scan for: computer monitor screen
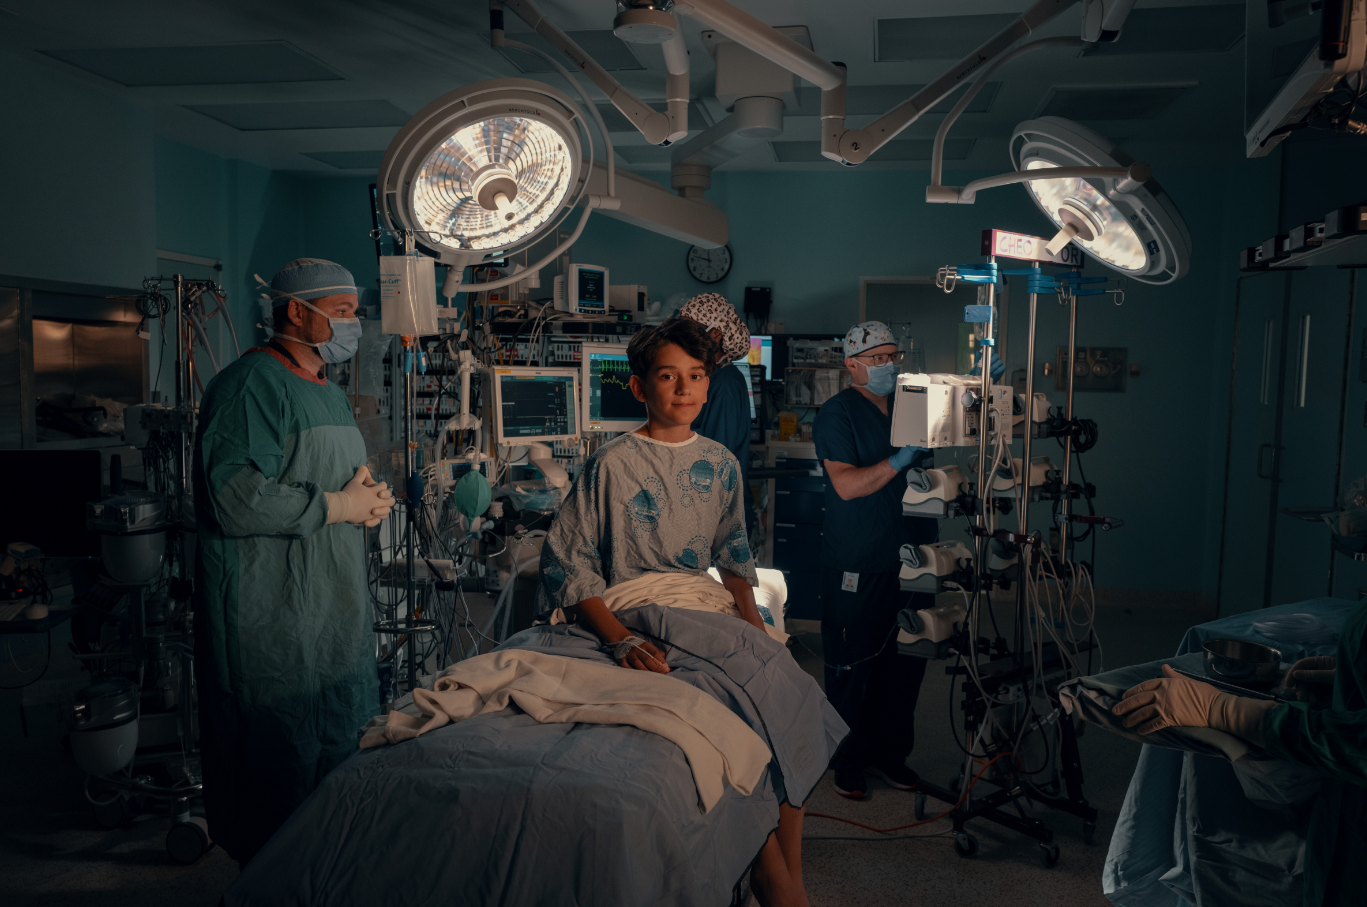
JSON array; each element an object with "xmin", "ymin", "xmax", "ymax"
[
  {"xmin": 0, "ymin": 450, "xmax": 102, "ymax": 557},
  {"xmin": 581, "ymin": 342, "xmax": 646, "ymax": 432},
  {"xmin": 734, "ymin": 360, "xmax": 757, "ymax": 421},
  {"xmin": 493, "ymin": 367, "xmax": 579, "ymax": 444},
  {"xmin": 744, "ymin": 335, "xmax": 772, "ymax": 379}
]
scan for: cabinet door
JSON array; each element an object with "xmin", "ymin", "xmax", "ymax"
[
  {"xmin": 1269, "ymin": 268, "xmax": 1355, "ymax": 606},
  {"xmin": 1218, "ymin": 272, "xmax": 1292, "ymax": 615}
]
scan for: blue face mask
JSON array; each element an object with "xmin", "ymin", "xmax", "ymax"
[
  {"xmin": 292, "ymin": 299, "xmax": 362, "ymax": 363},
  {"xmin": 861, "ymin": 360, "xmax": 899, "ymax": 396}
]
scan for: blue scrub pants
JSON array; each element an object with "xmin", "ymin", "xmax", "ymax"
[{"xmin": 820, "ymin": 568, "xmax": 930, "ymax": 771}]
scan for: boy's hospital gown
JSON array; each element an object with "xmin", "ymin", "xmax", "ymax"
[{"xmin": 536, "ymin": 432, "xmax": 756, "ymax": 620}]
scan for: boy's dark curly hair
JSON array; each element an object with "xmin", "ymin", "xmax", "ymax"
[{"xmin": 626, "ymin": 315, "xmax": 719, "ymax": 379}]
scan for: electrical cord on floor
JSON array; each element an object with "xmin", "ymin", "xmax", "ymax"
[
  {"xmin": 805, "ymin": 752, "xmax": 1017, "ymax": 835},
  {"xmin": 0, "ymin": 631, "xmax": 52, "ymax": 690}
]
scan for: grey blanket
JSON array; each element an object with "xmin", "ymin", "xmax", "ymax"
[{"xmin": 222, "ymin": 606, "xmax": 847, "ymax": 907}]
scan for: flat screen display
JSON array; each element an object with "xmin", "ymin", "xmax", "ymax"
[
  {"xmin": 495, "ymin": 369, "xmax": 578, "ymax": 443},
  {"xmin": 583, "ymin": 346, "xmax": 647, "ymax": 431}
]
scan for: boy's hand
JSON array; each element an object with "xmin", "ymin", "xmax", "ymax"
[{"xmin": 619, "ymin": 639, "xmax": 671, "ymax": 674}]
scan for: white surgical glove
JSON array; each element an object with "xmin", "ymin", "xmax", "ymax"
[{"xmin": 326, "ymin": 466, "xmax": 395, "ymax": 527}]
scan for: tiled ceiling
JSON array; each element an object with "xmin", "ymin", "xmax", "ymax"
[
  {"xmin": 499, "ymin": 29, "xmax": 646, "ymax": 73},
  {"xmin": 1038, "ymin": 85, "xmax": 1193, "ymax": 120},
  {"xmin": 185, "ymin": 100, "xmax": 411, "ymax": 131},
  {"xmin": 0, "ymin": 0, "xmax": 1255, "ymax": 174},
  {"xmin": 771, "ymin": 137, "xmax": 977, "ymax": 163},
  {"xmin": 39, "ymin": 41, "xmax": 342, "ymax": 85}
]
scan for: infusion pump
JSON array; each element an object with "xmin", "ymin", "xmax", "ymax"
[{"xmin": 890, "ymin": 373, "xmax": 1013, "ymax": 448}]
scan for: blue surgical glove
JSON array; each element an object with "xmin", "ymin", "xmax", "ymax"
[
  {"xmin": 969, "ymin": 349, "xmax": 1005, "ymax": 381},
  {"xmin": 889, "ymin": 445, "xmax": 926, "ymax": 471}
]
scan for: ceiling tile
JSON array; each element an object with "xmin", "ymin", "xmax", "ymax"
[
  {"xmin": 1086, "ymin": 5, "xmax": 1244, "ymax": 55},
  {"xmin": 770, "ymin": 138, "xmax": 975, "ymax": 163},
  {"xmin": 615, "ymin": 145, "xmax": 674, "ymax": 164},
  {"xmin": 40, "ymin": 41, "xmax": 342, "ymax": 86},
  {"xmin": 185, "ymin": 100, "xmax": 411, "ymax": 131},
  {"xmin": 302, "ymin": 150, "xmax": 387, "ymax": 170},
  {"xmin": 1039, "ymin": 86, "xmax": 1193, "ymax": 120},
  {"xmin": 499, "ymin": 30, "xmax": 644, "ymax": 73},
  {"xmin": 795, "ymin": 82, "xmax": 1000, "ymax": 117},
  {"xmin": 876, "ymin": 14, "xmax": 1017, "ymax": 62}
]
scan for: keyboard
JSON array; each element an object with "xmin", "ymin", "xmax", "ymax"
[{"xmin": 0, "ymin": 601, "xmax": 27, "ymax": 621}]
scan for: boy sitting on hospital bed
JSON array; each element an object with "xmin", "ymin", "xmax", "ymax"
[
  {"xmin": 537, "ymin": 316, "xmax": 811, "ymax": 907},
  {"xmin": 536, "ymin": 316, "xmax": 778, "ymax": 670}
]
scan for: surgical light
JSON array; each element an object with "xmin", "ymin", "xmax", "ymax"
[
  {"xmin": 378, "ymin": 78, "xmax": 591, "ymax": 271},
  {"xmin": 1011, "ymin": 117, "xmax": 1191, "ymax": 285}
]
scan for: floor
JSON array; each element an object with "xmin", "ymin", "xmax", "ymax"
[{"xmin": 0, "ymin": 587, "xmax": 1214, "ymax": 906}]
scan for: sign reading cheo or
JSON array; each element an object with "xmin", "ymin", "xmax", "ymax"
[{"xmin": 980, "ymin": 229, "xmax": 1084, "ymax": 267}]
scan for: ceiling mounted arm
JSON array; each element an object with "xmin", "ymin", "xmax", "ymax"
[
  {"xmin": 840, "ymin": 0, "xmax": 1079, "ymax": 165},
  {"xmin": 670, "ymin": 0, "xmax": 848, "ymax": 160},
  {"xmin": 498, "ymin": 0, "xmax": 673, "ymax": 144}
]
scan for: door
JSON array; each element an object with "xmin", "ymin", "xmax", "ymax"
[
  {"xmin": 1270, "ymin": 267, "xmax": 1356, "ymax": 606},
  {"xmin": 1217, "ymin": 272, "xmax": 1291, "ymax": 615}
]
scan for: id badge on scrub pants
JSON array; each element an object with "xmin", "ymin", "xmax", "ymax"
[{"xmin": 842, "ymin": 572, "xmax": 859, "ymax": 593}]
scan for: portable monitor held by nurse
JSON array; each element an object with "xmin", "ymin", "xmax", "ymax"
[
  {"xmin": 813, "ymin": 320, "xmax": 938, "ymax": 800},
  {"xmin": 193, "ymin": 258, "xmax": 395, "ymax": 865}
]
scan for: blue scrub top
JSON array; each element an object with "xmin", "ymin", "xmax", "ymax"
[
  {"xmin": 693, "ymin": 362, "xmax": 753, "ymax": 526},
  {"xmin": 814, "ymin": 387, "xmax": 932, "ymax": 573}
]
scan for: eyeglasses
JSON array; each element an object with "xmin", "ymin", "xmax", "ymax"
[{"xmin": 852, "ymin": 351, "xmax": 904, "ymax": 366}]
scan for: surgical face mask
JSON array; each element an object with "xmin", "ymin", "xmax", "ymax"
[
  {"xmin": 861, "ymin": 360, "xmax": 899, "ymax": 396},
  {"xmin": 288, "ymin": 299, "xmax": 362, "ymax": 363}
]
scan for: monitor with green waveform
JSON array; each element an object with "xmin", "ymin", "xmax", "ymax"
[{"xmin": 583, "ymin": 344, "xmax": 647, "ymax": 432}]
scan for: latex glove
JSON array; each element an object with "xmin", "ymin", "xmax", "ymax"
[
  {"xmin": 1208, "ymin": 692, "xmax": 1279, "ymax": 747},
  {"xmin": 1283, "ymin": 655, "xmax": 1337, "ymax": 705},
  {"xmin": 888, "ymin": 445, "xmax": 927, "ymax": 471},
  {"xmin": 326, "ymin": 466, "xmax": 395, "ymax": 527},
  {"xmin": 1113, "ymin": 664, "xmax": 1221, "ymax": 734},
  {"xmin": 969, "ymin": 350, "xmax": 1006, "ymax": 381}
]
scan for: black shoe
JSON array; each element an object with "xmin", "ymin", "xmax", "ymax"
[
  {"xmin": 833, "ymin": 767, "xmax": 869, "ymax": 800},
  {"xmin": 867, "ymin": 760, "xmax": 920, "ymax": 791}
]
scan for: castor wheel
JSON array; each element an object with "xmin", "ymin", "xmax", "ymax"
[
  {"xmin": 1082, "ymin": 820, "xmax": 1097, "ymax": 845},
  {"xmin": 953, "ymin": 832, "xmax": 979, "ymax": 858},
  {"xmin": 914, "ymin": 792, "xmax": 927, "ymax": 820},
  {"xmin": 1040, "ymin": 841, "xmax": 1061, "ymax": 867},
  {"xmin": 167, "ymin": 816, "xmax": 213, "ymax": 864}
]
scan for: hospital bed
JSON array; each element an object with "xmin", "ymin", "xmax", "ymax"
[{"xmin": 222, "ymin": 596, "xmax": 843, "ymax": 907}]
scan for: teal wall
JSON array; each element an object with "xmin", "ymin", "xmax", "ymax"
[
  {"xmin": 10, "ymin": 38, "xmax": 1364, "ymax": 598},
  {"xmin": 0, "ymin": 49, "xmax": 156, "ymax": 290}
]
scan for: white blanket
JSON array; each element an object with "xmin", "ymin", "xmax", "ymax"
[
  {"xmin": 360, "ymin": 648, "xmax": 771, "ymax": 812},
  {"xmin": 552, "ymin": 570, "xmax": 790, "ymax": 644}
]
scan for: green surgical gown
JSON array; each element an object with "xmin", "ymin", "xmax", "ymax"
[
  {"xmin": 1264, "ymin": 598, "xmax": 1367, "ymax": 907},
  {"xmin": 192, "ymin": 348, "xmax": 377, "ymax": 863}
]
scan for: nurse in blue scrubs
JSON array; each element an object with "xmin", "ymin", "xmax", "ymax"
[{"xmin": 813, "ymin": 321, "xmax": 935, "ymax": 800}]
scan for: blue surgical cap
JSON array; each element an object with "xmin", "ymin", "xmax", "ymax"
[
  {"xmin": 264, "ymin": 258, "xmax": 358, "ymax": 302},
  {"xmin": 843, "ymin": 321, "xmax": 896, "ymax": 357}
]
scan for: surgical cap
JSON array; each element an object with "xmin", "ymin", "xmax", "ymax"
[
  {"xmin": 263, "ymin": 258, "xmax": 358, "ymax": 303},
  {"xmin": 843, "ymin": 321, "xmax": 896, "ymax": 357},
  {"xmin": 679, "ymin": 293, "xmax": 751, "ymax": 362}
]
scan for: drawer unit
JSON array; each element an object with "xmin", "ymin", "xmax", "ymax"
[
  {"xmin": 779, "ymin": 569, "xmax": 822, "ymax": 621},
  {"xmin": 774, "ymin": 490, "xmax": 824, "ymax": 525},
  {"xmin": 772, "ymin": 522, "xmax": 823, "ymax": 570},
  {"xmin": 775, "ymin": 457, "xmax": 825, "ymax": 494}
]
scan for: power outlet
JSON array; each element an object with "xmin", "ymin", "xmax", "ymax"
[{"xmin": 1054, "ymin": 347, "xmax": 1127, "ymax": 393}]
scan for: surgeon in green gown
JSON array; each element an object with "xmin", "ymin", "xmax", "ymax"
[
  {"xmin": 192, "ymin": 259, "xmax": 394, "ymax": 864},
  {"xmin": 1114, "ymin": 600, "xmax": 1367, "ymax": 906}
]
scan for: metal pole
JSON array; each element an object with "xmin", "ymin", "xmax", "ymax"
[
  {"xmin": 403, "ymin": 338, "xmax": 417, "ymax": 691},
  {"xmin": 173, "ymin": 275, "xmax": 190, "ymax": 521},
  {"xmin": 1059, "ymin": 291, "xmax": 1078, "ymax": 563},
  {"xmin": 1014, "ymin": 288, "xmax": 1039, "ymax": 660}
]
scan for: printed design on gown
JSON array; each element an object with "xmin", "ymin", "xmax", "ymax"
[
  {"xmin": 724, "ymin": 523, "xmax": 751, "ymax": 566},
  {"xmin": 675, "ymin": 535, "xmax": 710, "ymax": 570},
  {"xmin": 676, "ymin": 459, "xmax": 717, "ymax": 504},
  {"xmin": 627, "ymin": 476, "xmax": 668, "ymax": 537}
]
